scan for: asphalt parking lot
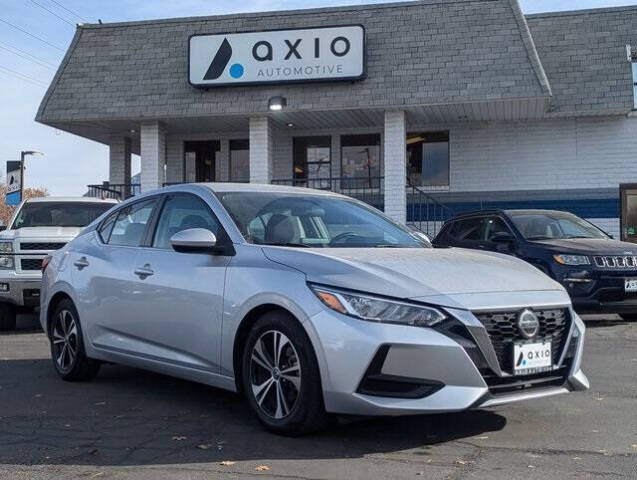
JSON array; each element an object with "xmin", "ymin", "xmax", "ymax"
[{"xmin": 0, "ymin": 314, "xmax": 636, "ymax": 480}]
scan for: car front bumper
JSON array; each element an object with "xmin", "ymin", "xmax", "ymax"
[
  {"xmin": 308, "ymin": 305, "xmax": 588, "ymax": 416},
  {"xmin": 0, "ymin": 271, "xmax": 42, "ymax": 308}
]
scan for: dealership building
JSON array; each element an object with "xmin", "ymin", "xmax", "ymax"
[{"xmin": 36, "ymin": 0, "xmax": 637, "ymax": 238}]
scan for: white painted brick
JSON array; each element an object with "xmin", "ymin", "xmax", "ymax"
[
  {"xmin": 384, "ymin": 110, "xmax": 407, "ymax": 224},
  {"xmin": 108, "ymin": 135, "xmax": 131, "ymax": 185},
  {"xmin": 140, "ymin": 122, "xmax": 166, "ymax": 193},
  {"xmin": 250, "ymin": 117, "xmax": 273, "ymax": 184}
]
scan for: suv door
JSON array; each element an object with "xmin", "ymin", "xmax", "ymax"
[
  {"xmin": 482, "ymin": 215, "xmax": 516, "ymax": 253},
  {"xmin": 128, "ymin": 193, "xmax": 231, "ymax": 374},
  {"xmin": 72, "ymin": 198, "xmax": 159, "ymax": 353}
]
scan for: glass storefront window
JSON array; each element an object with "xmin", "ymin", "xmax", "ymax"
[
  {"xmin": 340, "ymin": 134, "xmax": 381, "ymax": 189},
  {"xmin": 406, "ymin": 132, "xmax": 449, "ymax": 187},
  {"xmin": 229, "ymin": 139, "xmax": 249, "ymax": 182},
  {"xmin": 293, "ymin": 136, "xmax": 332, "ymax": 189}
]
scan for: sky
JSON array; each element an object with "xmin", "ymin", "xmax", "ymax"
[{"xmin": 1, "ymin": 0, "xmax": 637, "ymax": 196}]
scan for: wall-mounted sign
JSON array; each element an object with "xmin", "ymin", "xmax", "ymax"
[
  {"xmin": 6, "ymin": 160, "xmax": 21, "ymax": 206},
  {"xmin": 189, "ymin": 25, "xmax": 365, "ymax": 87}
]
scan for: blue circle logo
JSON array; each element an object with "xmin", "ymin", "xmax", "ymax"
[{"xmin": 229, "ymin": 63, "xmax": 244, "ymax": 79}]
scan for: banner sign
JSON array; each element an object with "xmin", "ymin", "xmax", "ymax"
[
  {"xmin": 189, "ymin": 25, "xmax": 365, "ymax": 87},
  {"xmin": 6, "ymin": 160, "xmax": 21, "ymax": 206}
]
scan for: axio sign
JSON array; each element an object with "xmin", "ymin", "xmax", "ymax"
[{"xmin": 189, "ymin": 25, "xmax": 365, "ymax": 87}]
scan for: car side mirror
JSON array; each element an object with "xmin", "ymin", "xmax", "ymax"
[
  {"xmin": 489, "ymin": 232, "xmax": 515, "ymax": 252},
  {"xmin": 170, "ymin": 228, "xmax": 218, "ymax": 253}
]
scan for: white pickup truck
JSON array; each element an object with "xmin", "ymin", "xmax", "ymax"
[{"xmin": 0, "ymin": 197, "xmax": 117, "ymax": 330}]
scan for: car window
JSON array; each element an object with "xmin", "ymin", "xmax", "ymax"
[
  {"xmin": 107, "ymin": 199, "xmax": 157, "ymax": 247},
  {"xmin": 509, "ymin": 211, "xmax": 607, "ymax": 240},
  {"xmin": 11, "ymin": 202, "xmax": 113, "ymax": 229},
  {"xmin": 216, "ymin": 191, "xmax": 426, "ymax": 248},
  {"xmin": 484, "ymin": 216, "xmax": 511, "ymax": 241},
  {"xmin": 449, "ymin": 217, "xmax": 485, "ymax": 242},
  {"xmin": 98, "ymin": 211, "xmax": 117, "ymax": 242},
  {"xmin": 152, "ymin": 194, "xmax": 221, "ymax": 249}
]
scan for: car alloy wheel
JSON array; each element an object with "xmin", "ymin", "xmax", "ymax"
[
  {"xmin": 52, "ymin": 309, "xmax": 78, "ymax": 374},
  {"xmin": 249, "ymin": 329, "xmax": 302, "ymax": 419}
]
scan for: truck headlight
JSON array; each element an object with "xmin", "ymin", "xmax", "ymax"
[
  {"xmin": 553, "ymin": 254, "xmax": 590, "ymax": 266},
  {"xmin": 310, "ymin": 284, "xmax": 446, "ymax": 327},
  {"xmin": 0, "ymin": 242, "xmax": 14, "ymax": 269}
]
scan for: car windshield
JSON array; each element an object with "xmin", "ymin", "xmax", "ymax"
[
  {"xmin": 11, "ymin": 202, "xmax": 113, "ymax": 229},
  {"xmin": 215, "ymin": 191, "xmax": 427, "ymax": 248},
  {"xmin": 509, "ymin": 211, "xmax": 608, "ymax": 240}
]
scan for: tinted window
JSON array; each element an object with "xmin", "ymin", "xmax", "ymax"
[
  {"xmin": 216, "ymin": 191, "xmax": 426, "ymax": 248},
  {"xmin": 341, "ymin": 134, "xmax": 381, "ymax": 189},
  {"xmin": 406, "ymin": 132, "xmax": 449, "ymax": 187},
  {"xmin": 484, "ymin": 216, "xmax": 511, "ymax": 241},
  {"xmin": 107, "ymin": 199, "xmax": 156, "ymax": 247},
  {"xmin": 12, "ymin": 202, "xmax": 113, "ymax": 229},
  {"xmin": 449, "ymin": 217, "xmax": 484, "ymax": 242},
  {"xmin": 229, "ymin": 139, "xmax": 250, "ymax": 182},
  {"xmin": 152, "ymin": 195, "xmax": 221, "ymax": 249}
]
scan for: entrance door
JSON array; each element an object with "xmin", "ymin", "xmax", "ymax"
[
  {"xmin": 184, "ymin": 141, "xmax": 220, "ymax": 183},
  {"xmin": 621, "ymin": 184, "xmax": 637, "ymax": 243}
]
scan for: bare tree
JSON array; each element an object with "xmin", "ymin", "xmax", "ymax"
[{"xmin": 0, "ymin": 185, "xmax": 48, "ymax": 226}]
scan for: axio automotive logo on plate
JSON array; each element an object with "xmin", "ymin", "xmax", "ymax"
[{"xmin": 189, "ymin": 25, "xmax": 365, "ymax": 87}]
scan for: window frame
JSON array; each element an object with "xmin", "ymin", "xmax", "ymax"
[
  {"xmin": 148, "ymin": 192, "xmax": 230, "ymax": 251},
  {"xmin": 96, "ymin": 196, "xmax": 161, "ymax": 248},
  {"xmin": 406, "ymin": 131, "xmax": 450, "ymax": 188},
  {"xmin": 339, "ymin": 133, "xmax": 382, "ymax": 190},
  {"xmin": 229, "ymin": 138, "xmax": 250, "ymax": 183},
  {"xmin": 292, "ymin": 136, "xmax": 333, "ymax": 186}
]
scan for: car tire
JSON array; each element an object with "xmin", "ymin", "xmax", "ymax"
[
  {"xmin": 0, "ymin": 303, "xmax": 16, "ymax": 331},
  {"xmin": 49, "ymin": 299, "xmax": 100, "ymax": 381},
  {"xmin": 620, "ymin": 314, "xmax": 637, "ymax": 322},
  {"xmin": 241, "ymin": 311, "xmax": 331, "ymax": 436}
]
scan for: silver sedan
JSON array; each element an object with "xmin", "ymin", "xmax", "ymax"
[{"xmin": 40, "ymin": 183, "xmax": 589, "ymax": 435}]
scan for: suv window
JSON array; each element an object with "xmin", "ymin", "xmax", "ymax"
[
  {"xmin": 152, "ymin": 194, "xmax": 221, "ymax": 249},
  {"xmin": 449, "ymin": 217, "xmax": 484, "ymax": 242},
  {"xmin": 483, "ymin": 216, "xmax": 511, "ymax": 241},
  {"xmin": 104, "ymin": 199, "xmax": 157, "ymax": 247}
]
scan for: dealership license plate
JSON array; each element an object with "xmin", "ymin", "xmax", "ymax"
[
  {"xmin": 625, "ymin": 279, "xmax": 637, "ymax": 293},
  {"xmin": 513, "ymin": 341, "xmax": 552, "ymax": 375}
]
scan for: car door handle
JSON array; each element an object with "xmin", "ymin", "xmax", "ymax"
[
  {"xmin": 134, "ymin": 264, "xmax": 154, "ymax": 279},
  {"xmin": 73, "ymin": 257, "xmax": 89, "ymax": 270}
]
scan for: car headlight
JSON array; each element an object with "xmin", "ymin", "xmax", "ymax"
[
  {"xmin": 553, "ymin": 254, "xmax": 590, "ymax": 266},
  {"xmin": 0, "ymin": 242, "xmax": 14, "ymax": 269},
  {"xmin": 309, "ymin": 284, "xmax": 446, "ymax": 327}
]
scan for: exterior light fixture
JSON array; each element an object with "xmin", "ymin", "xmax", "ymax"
[{"xmin": 268, "ymin": 96, "xmax": 287, "ymax": 111}]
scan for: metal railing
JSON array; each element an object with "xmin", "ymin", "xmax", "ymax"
[
  {"xmin": 406, "ymin": 184, "xmax": 455, "ymax": 238},
  {"xmin": 271, "ymin": 176, "xmax": 384, "ymax": 210},
  {"xmin": 86, "ymin": 183, "xmax": 141, "ymax": 200}
]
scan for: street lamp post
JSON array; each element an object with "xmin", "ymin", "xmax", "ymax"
[{"xmin": 19, "ymin": 151, "xmax": 43, "ymax": 201}]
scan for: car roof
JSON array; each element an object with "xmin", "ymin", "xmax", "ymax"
[
  {"xmin": 450, "ymin": 209, "xmax": 575, "ymax": 220},
  {"xmin": 196, "ymin": 182, "xmax": 346, "ymax": 197},
  {"xmin": 24, "ymin": 196, "xmax": 118, "ymax": 203}
]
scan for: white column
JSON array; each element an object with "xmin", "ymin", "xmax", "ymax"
[
  {"xmin": 383, "ymin": 110, "xmax": 407, "ymax": 224},
  {"xmin": 108, "ymin": 136, "xmax": 131, "ymax": 185},
  {"xmin": 140, "ymin": 122, "xmax": 166, "ymax": 192},
  {"xmin": 249, "ymin": 117, "xmax": 273, "ymax": 184}
]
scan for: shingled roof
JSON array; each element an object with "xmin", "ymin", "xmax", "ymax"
[
  {"xmin": 36, "ymin": 0, "xmax": 550, "ymax": 125},
  {"xmin": 527, "ymin": 5, "xmax": 637, "ymax": 117}
]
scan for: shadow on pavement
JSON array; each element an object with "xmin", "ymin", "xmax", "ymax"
[{"xmin": 0, "ymin": 358, "xmax": 506, "ymax": 467}]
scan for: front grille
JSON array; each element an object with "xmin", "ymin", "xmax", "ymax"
[
  {"xmin": 473, "ymin": 308, "xmax": 570, "ymax": 373},
  {"xmin": 21, "ymin": 258, "xmax": 43, "ymax": 271},
  {"xmin": 593, "ymin": 255, "xmax": 637, "ymax": 269},
  {"xmin": 20, "ymin": 242, "xmax": 66, "ymax": 251}
]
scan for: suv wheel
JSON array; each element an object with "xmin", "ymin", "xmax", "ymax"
[
  {"xmin": 50, "ymin": 299, "xmax": 100, "ymax": 381},
  {"xmin": 241, "ymin": 311, "xmax": 331, "ymax": 436},
  {"xmin": 0, "ymin": 303, "xmax": 16, "ymax": 331}
]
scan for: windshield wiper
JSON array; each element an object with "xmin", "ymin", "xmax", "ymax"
[
  {"xmin": 526, "ymin": 236, "xmax": 552, "ymax": 240},
  {"xmin": 563, "ymin": 235, "xmax": 592, "ymax": 239}
]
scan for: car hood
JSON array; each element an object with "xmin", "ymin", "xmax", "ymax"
[
  {"xmin": 529, "ymin": 238, "xmax": 637, "ymax": 255},
  {"xmin": 262, "ymin": 246, "xmax": 565, "ymax": 308},
  {"xmin": 0, "ymin": 226, "xmax": 83, "ymax": 240}
]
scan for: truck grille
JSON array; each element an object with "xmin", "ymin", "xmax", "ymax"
[
  {"xmin": 20, "ymin": 242, "xmax": 66, "ymax": 251},
  {"xmin": 21, "ymin": 258, "xmax": 43, "ymax": 271},
  {"xmin": 473, "ymin": 308, "xmax": 570, "ymax": 373}
]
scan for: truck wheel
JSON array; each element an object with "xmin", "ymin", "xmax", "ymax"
[{"xmin": 0, "ymin": 303, "xmax": 17, "ymax": 331}]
